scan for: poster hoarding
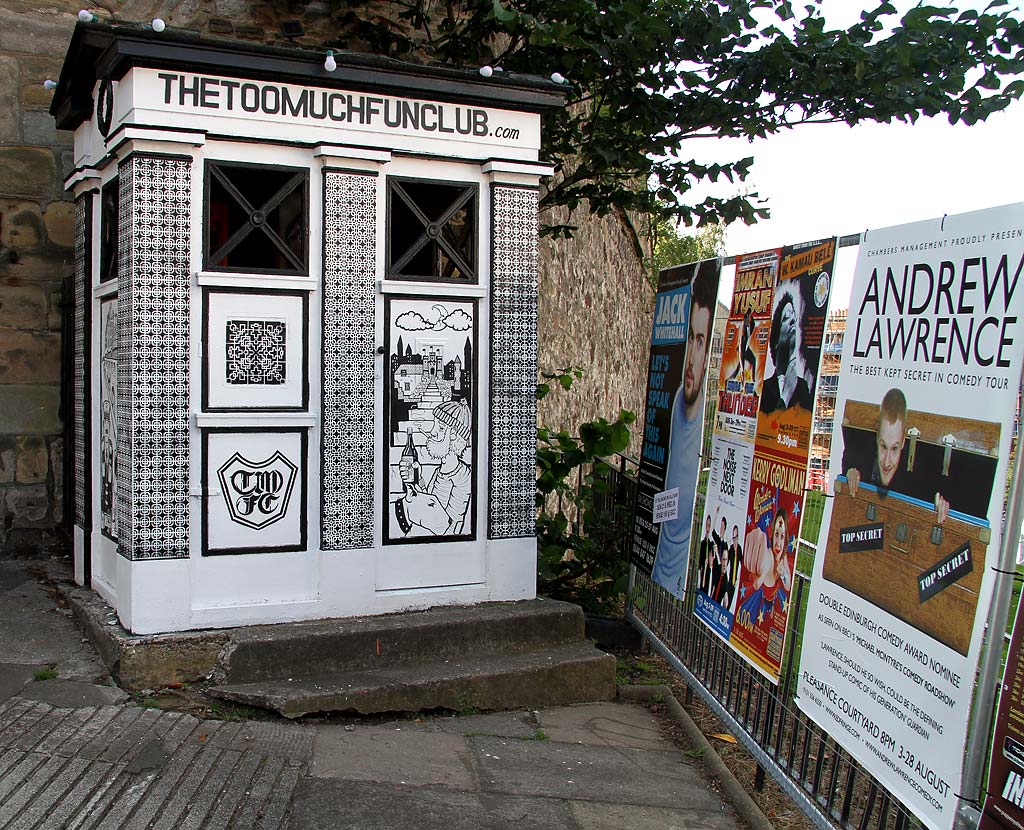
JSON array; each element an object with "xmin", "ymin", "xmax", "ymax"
[
  {"xmin": 797, "ymin": 204, "xmax": 1024, "ymax": 830},
  {"xmin": 981, "ymin": 592, "xmax": 1024, "ymax": 830},
  {"xmin": 697, "ymin": 239, "xmax": 835, "ymax": 682},
  {"xmin": 631, "ymin": 258, "xmax": 722, "ymax": 598}
]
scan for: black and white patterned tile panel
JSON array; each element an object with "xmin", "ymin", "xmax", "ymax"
[
  {"xmin": 74, "ymin": 196, "xmax": 87, "ymax": 529},
  {"xmin": 321, "ymin": 172, "xmax": 377, "ymax": 550},
  {"xmin": 116, "ymin": 155, "xmax": 192, "ymax": 560},
  {"xmin": 489, "ymin": 186, "xmax": 540, "ymax": 539}
]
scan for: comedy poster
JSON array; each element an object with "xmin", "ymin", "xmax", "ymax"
[
  {"xmin": 797, "ymin": 203, "xmax": 1024, "ymax": 830},
  {"xmin": 981, "ymin": 593, "xmax": 1024, "ymax": 830},
  {"xmin": 729, "ymin": 238, "xmax": 835, "ymax": 682},
  {"xmin": 631, "ymin": 258, "xmax": 722, "ymax": 600},
  {"xmin": 694, "ymin": 249, "xmax": 778, "ymax": 640}
]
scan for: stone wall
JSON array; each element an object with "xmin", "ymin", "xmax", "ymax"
[
  {"xmin": 0, "ymin": 1, "xmax": 650, "ymax": 554},
  {"xmin": 536, "ymin": 205, "xmax": 653, "ymax": 455},
  {"xmin": 0, "ymin": 3, "xmax": 79, "ymax": 556}
]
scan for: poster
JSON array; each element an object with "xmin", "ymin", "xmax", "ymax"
[
  {"xmin": 631, "ymin": 258, "xmax": 722, "ymax": 598},
  {"xmin": 981, "ymin": 593, "xmax": 1024, "ymax": 830},
  {"xmin": 693, "ymin": 248, "xmax": 778, "ymax": 635},
  {"xmin": 697, "ymin": 239, "xmax": 835, "ymax": 683},
  {"xmin": 797, "ymin": 203, "xmax": 1024, "ymax": 830}
]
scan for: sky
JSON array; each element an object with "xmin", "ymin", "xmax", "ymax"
[{"xmin": 681, "ymin": 3, "xmax": 1024, "ymax": 310}]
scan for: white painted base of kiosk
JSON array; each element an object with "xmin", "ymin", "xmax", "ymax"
[{"xmin": 74, "ymin": 536, "xmax": 537, "ymax": 635}]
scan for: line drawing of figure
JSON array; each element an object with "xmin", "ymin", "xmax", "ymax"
[
  {"xmin": 738, "ymin": 505, "xmax": 793, "ymax": 628},
  {"xmin": 394, "ymin": 399, "xmax": 473, "ymax": 537}
]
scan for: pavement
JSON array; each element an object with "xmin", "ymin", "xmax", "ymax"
[{"xmin": 0, "ymin": 559, "xmax": 747, "ymax": 830}]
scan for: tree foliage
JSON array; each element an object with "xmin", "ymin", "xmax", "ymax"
[
  {"xmin": 327, "ymin": 0, "xmax": 1024, "ymax": 234},
  {"xmin": 649, "ymin": 218, "xmax": 725, "ymax": 287}
]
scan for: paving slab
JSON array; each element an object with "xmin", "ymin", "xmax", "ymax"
[
  {"xmin": 287, "ymin": 778, "xmax": 575, "ymax": 830},
  {"xmin": 569, "ymin": 800, "xmax": 742, "ymax": 829},
  {"xmin": 470, "ymin": 733, "xmax": 726, "ymax": 811},
  {"xmin": 17, "ymin": 679, "xmax": 128, "ymax": 708},
  {"xmin": 372, "ymin": 711, "xmax": 538, "ymax": 739},
  {"xmin": 313, "ymin": 724, "xmax": 476, "ymax": 788},
  {"xmin": 537, "ymin": 701, "xmax": 676, "ymax": 750},
  {"xmin": 0, "ymin": 561, "xmax": 30, "ymax": 592},
  {"xmin": 0, "ymin": 663, "xmax": 39, "ymax": 703},
  {"xmin": 0, "ymin": 562, "xmax": 101, "ymax": 678}
]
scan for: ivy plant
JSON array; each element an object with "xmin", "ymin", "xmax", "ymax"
[{"xmin": 536, "ymin": 368, "xmax": 636, "ymax": 613}]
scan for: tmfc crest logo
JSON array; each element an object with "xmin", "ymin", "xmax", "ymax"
[{"xmin": 218, "ymin": 451, "xmax": 297, "ymax": 530}]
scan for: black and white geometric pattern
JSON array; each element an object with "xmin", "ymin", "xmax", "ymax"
[
  {"xmin": 116, "ymin": 155, "xmax": 191, "ymax": 560},
  {"xmin": 321, "ymin": 172, "xmax": 377, "ymax": 550},
  {"xmin": 73, "ymin": 195, "xmax": 87, "ymax": 529},
  {"xmin": 226, "ymin": 320, "xmax": 287, "ymax": 385},
  {"xmin": 489, "ymin": 186, "xmax": 540, "ymax": 539}
]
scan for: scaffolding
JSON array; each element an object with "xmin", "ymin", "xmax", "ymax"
[{"xmin": 808, "ymin": 308, "xmax": 846, "ymax": 491}]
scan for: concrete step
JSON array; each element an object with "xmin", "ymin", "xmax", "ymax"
[
  {"xmin": 221, "ymin": 599, "xmax": 587, "ymax": 685},
  {"xmin": 210, "ymin": 640, "xmax": 616, "ymax": 718}
]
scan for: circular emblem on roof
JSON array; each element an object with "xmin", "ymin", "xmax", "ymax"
[{"xmin": 97, "ymin": 76, "xmax": 114, "ymax": 138}]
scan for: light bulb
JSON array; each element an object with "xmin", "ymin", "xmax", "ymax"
[
  {"xmin": 43, "ymin": 80, "xmax": 57, "ymax": 91},
  {"xmin": 324, "ymin": 50, "xmax": 337, "ymax": 72},
  {"xmin": 479, "ymin": 65, "xmax": 493, "ymax": 78},
  {"xmin": 151, "ymin": 18, "xmax": 165, "ymax": 32},
  {"xmin": 550, "ymin": 72, "xmax": 566, "ymax": 85},
  {"xmin": 78, "ymin": 9, "xmax": 94, "ymax": 22}
]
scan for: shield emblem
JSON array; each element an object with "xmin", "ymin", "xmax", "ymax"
[{"xmin": 218, "ymin": 450, "xmax": 298, "ymax": 530}]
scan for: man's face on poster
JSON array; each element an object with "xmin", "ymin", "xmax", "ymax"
[
  {"xmin": 876, "ymin": 416, "xmax": 906, "ymax": 487},
  {"xmin": 684, "ymin": 303, "xmax": 711, "ymax": 408},
  {"xmin": 732, "ymin": 526, "xmax": 739, "ymax": 547},
  {"xmin": 778, "ymin": 300, "xmax": 797, "ymax": 365},
  {"xmin": 704, "ymin": 515, "xmax": 712, "ymax": 537}
]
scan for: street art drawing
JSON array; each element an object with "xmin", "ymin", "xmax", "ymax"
[
  {"xmin": 385, "ymin": 298, "xmax": 476, "ymax": 543},
  {"xmin": 99, "ymin": 298, "xmax": 118, "ymax": 540}
]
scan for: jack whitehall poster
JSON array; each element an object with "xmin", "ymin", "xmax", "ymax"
[
  {"xmin": 797, "ymin": 203, "xmax": 1024, "ymax": 830},
  {"xmin": 698, "ymin": 239, "xmax": 834, "ymax": 683},
  {"xmin": 631, "ymin": 258, "xmax": 722, "ymax": 598}
]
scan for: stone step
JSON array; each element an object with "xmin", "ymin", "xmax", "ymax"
[
  {"xmin": 210, "ymin": 640, "xmax": 616, "ymax": 718},
  {"xmin": 220, "ymin": 599, "xmax": 587, "ymax": 685}
]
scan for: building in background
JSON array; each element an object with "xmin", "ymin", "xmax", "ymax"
[{"xmin": 808, "ymin": 309, "xmax": 846, "ymax": 491}]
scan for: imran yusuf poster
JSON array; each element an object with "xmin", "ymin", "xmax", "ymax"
[
  {"xmin": 631, "ymin": 258, "xmax": 722, "ymax": 599},
  {"xmin": 797, "ymin": 203, "xmax": 1024, "ymax": 830}
]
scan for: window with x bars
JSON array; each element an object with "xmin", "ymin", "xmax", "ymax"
[
  {"xmin": 205, "ymin": 162, "xmax": 308, "ymax": 274},
  {"xmin": 387, "ymin": 178, "xmax": 477, "ymax": 282}
]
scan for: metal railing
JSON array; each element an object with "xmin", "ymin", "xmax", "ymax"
[{"xmin": 626, "ymin": 490, "xmax": 921, "ymax": 830}]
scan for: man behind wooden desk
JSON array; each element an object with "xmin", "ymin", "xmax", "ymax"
[{"xmin": 841, "ymin": 387, "xmax": 950, "ymax": 525}]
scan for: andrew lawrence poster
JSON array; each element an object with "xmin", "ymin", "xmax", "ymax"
[
  {"xmin": 630, "ymin": 258, "xmax": 722, "ymax": 599},
  {"xmin": 797, "ymin": 203, "xmax": 1024, "ymax": 830}
]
